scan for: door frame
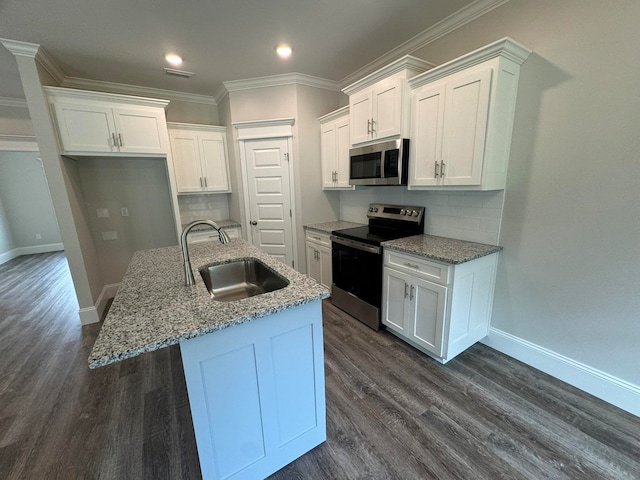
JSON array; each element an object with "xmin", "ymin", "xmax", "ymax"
[{"xmin": 234, "ymin": 118, "xmax": 299, "ymax": 269}]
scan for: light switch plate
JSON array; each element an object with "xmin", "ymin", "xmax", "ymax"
[{"xmin": 97, "ymin": 208, "xmax": 109, "ymax": 218}]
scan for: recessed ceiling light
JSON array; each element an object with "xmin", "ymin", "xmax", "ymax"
[
  {"xmin": 164, "ymin": 53, "xmax": 183, "ymax": 66},
  {"xmin": 275, "ymin": 44, "xmax": 293, "ymax": 58}
]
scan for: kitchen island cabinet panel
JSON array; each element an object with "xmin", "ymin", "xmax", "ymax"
[{"xmin": 180, "ymin": 300, "xmax": 326, "ymax": 480}]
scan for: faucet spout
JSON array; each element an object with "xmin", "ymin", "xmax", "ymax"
[{"xmin": 181, "ymin": 220, "xmax": 231, "ymax": 286}]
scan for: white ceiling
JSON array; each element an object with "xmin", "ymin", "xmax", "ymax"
[{"xmin": 0, "ymin": 0, "xmax": 501, "ymax": 103}]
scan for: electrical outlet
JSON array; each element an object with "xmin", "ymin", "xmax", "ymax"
[
  {"xmin": 97, "ymin": 208, "xmax": 109, "ymax": 218},
  {"xmin": 101, "ymin": 231, "xmax": 118, "ymax": 241},
  {"xmin": 121, "ymin": 207, "xmax": 129, "ymax": 217},
  {"xmin": 35, "ymin": 234, "xmax": 42, "ymax": 240}
]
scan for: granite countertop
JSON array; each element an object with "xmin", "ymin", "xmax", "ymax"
[
  {"xmin": 89, "ymin": 239, "xmax": 330, "ymax": 369},
  {"xmin": 305, "ymin": 221, "xmax": 365, "ymax": 235},
  {"xmin": 382, "ymin": 234, "xmax": 503, "ymax": 264}
]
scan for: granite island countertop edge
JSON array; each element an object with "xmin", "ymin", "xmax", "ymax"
[{"xmin": 88, "ymin": 239, "xmax": 329, "ymax": 369}]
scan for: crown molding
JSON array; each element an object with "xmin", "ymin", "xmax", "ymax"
[
  {"xmin": 167, "ymin": 122, "xmax": 226, "ymax": 133},
  {"xmin": 62, "ymin": 76, "xmax": 217, "ymax": 105},
  {"xmin": 342, "ymin": 55, "xmax": 434, "ymax": 95},
  {"xmin": 0, "ymin": 96, "xmax": 28, "ymax": 108},
  {"xmin": 340, "ymin": 0, "xmax": 512, "ymax": 88},
  {"xmin": 43, "ymin": 86, "xmax": 170, "ymax": 108},
  {"xmin": 212, "ymin": 83, "xmax": 229, "ymax": 105},
  {"xmin": 408, "ymin": 37, "xmax": 531, "ymax": 89},
  {"xmin": 233, "ymin": 117, "xmax": 295, "ymax": 140},
  {"xmin": 318, "ymin": 105, "xmax": 349, "ymax": 123},
  {"xmin": 0, "ymin": 39, "xmax": 65, "ymax": 85},
  {"xmin": 224, "ymin": 73, "xmax": 340, "ymax": 93}
]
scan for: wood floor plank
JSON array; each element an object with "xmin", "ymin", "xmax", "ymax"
[{"xmin": 1, "ymin": 252, "xmax": 639, "ymax": 479}]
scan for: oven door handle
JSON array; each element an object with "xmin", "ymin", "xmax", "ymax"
[{"xmin": 330, "ymin": 235, "xmax": 381, "ymax": 255}]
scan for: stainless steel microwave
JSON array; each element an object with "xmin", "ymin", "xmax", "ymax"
[{"xmin": 349, "ymin": 139, "xmax": 409, "ymax": 186}]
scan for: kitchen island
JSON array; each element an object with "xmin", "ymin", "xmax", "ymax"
[{"xmin": 89, "ymin": 239, "xmax": 330, "ymax": 480}]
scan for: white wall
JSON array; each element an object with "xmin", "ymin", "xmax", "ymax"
[
  {"xmin": 0, "ymin": 151, "xmax": 62, "ymax": 248},
  {"xmin": 340, "ymin": 189, "xmax": 503, "ymax": 245},
  {"xmin": 409, "ymin": 0, "xmax": 640, "ymax": 402},
  {"xmin": 77, "ymin": 157, "xmax": 177, "ymax": 285}
]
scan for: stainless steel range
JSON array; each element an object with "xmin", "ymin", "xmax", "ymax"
[{"xmin": 330, "ymin": 203, "xmax": 425, "ymax": 330}]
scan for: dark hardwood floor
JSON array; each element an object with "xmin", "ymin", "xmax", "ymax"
[{"xmin": 1, "ymin": 252, "xmax": 639, "ymax": 479}]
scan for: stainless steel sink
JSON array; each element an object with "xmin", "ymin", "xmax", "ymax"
[{"xmin": 199, "ymin": 258, "xmax": 289, "ymax": 302}]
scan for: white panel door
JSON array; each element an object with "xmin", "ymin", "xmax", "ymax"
[
  {"xmin": 410, "ymin": 277, "xmax": 447, "ymax": 357},
  {"xmin": 382, "ymin": 268, "xmax": 411, "ymax": 335},
  {"xmin": 52, "ymin": 102, "xmax": 117, "ymax": 153},
  {"xmin": 200, "ymin": 135, "xmax": 230, "ymax": 192},
  {"xmin": 410, "ymin": 83, "xmax": 446, "ymax": 187},
  {"xmin": 169, "ymin": 131, "xmax": 203, "ymax": 193},
  {"xmin": 373, "ymin": 78, "xmax": 403, "ymax": 141},
  {"xmin": 335, "ymin": 116, "xmax": 351, "ymax": 188},
  {"xmin": 112, "ymin": 107, "xmax": 165, "ymax": 154},
  {"xmin": 441, "ymin": 68, "xmax": 492, "ymax": 186},
  {"xmin": 244, "ymin": 138, "xmax": 294, "ymax": 266}
]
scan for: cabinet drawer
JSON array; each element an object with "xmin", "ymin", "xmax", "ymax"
[
  {"xmin": 384, "ymin": 250, "xmax": 451, "ymax": 285},
  {"xmin": 305, "ymin": 230, "xmax": 331, "ymax": 247}
]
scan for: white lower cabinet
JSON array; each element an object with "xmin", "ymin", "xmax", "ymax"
[
  {"xmin": 382, "ymin": 249, "xmax": 498, "ymax": 363},
  {"xmin": 305, "ymin": 230, "xmax": 332, "ymax": 289}
]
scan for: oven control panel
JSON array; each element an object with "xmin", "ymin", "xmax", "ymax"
[{"xmin": 367, "ymin": 203, "xmax": 425, "ymax": 223}]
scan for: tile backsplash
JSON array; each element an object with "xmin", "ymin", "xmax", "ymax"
[
  {"xmin": 339, "ymin": 189, "xmax": 504, "ymax": 245},
  {"xmin": 178, "ymin": 194, "xmax": 230, "ymax": 226}
]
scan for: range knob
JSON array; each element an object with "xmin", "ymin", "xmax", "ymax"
[
  {"xmin": 400, "ymin": 209, "xmax": 406, "ymax": 215},
  {"xmin": 369, "ymin": 207, "xmax": 374, "ymax": 212},
  {"xmin": 412, "ymin": 210, "xmax": 419, "ymax": 217}
]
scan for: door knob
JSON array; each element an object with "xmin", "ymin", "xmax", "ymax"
[{"xmin": 250, "ymin": 220, "xmax": 258, "ymax": 226}]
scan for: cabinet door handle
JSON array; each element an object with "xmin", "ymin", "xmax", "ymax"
[
  {"xmin": 199, "ymin": 177, "xmax": 203, "ymax": 187},
  {"xmin": 118, "ymin": 133, "xmax": 123, "ymax": 147},
  {"xmin": 410, "ymin": 285, "xmax": 415, "ymax": 301},
  {"xmin": 404, "ymin": 262, "xmax": 419, "ymax": 270},
  {"xmin": 440, "ymin": 161, "xmax": 445, "ymax": 177},
  {"xmin": 370, "ymin": 118, "xmax": 375, "ymax": 134},
  {"xmin": 404, "ymin": 282, "xmax": 409, "ymax": 298},
  {"xmin": 204, "ymin": 177, "xmax": 207, "ymax": 188},
  {"xmin": 111, "ymin": 133, "xmax": 118, "ymax": 148},
  {"xmin": 434, "ymin": 161, "xmax": 439, "ymax": 178},
  {"xmin": 367, "ymin": 118, "xmax": 371, "ymax": 135}
]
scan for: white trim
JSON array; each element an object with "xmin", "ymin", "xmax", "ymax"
[
  {"xmin": 408, "ymin": 37, "xmax": 532, "ymax": 89},
  {"xmin": 0, "ymin": 96, "xmax": 28, "ymax": 108},
  {"xmin": 0, "ymin": 243, "xmax": 64, "ymax": 265},
  {"xmin": 62, "ymin": 76, "xmax": 217, "ymax": 105},
  {"xmin": 342, "ymin": 55, "xmax": 434, "ymax": 96},
  {"xmin": 224, "ymin": 73, "xmax": 340, "ymax": 93},
  {"xmin": 0, "ymin": 38, "xmax": 40, "ymax": 57},
  {"xmin": 34, "ymin": 47, "xmax": 66, "ymax": 85},
  {"xmin": 43, "ymin": 85, "xmax": 170, "ymax": 109},
  {"xmin": 318, "ymin": 105, "xmax": 349, "ymax": 123},
  {"xmin": 97, "ymin": 283, "xmax": 120, "ymax": 320},
  {"xmin": 233, "ymin": 118, "xmax": 295, "ymax": 140},
  {"xmin": 340, "ymin": 0, "xmax": 512, "ymax": 88},
  {"xmin": 482, "ymin": 327, "xmax": 640, "ymax": 417},
  {"xmin": 166, "ymin": 122, "xmax": 226, "ymax": 133},
  {"xmin": 0, "ymin": 135, "xmax": 39, "ymax": 151},
  {"xmin": 79, "ymin": 306, "xmax": 100, "ymax": 325}
]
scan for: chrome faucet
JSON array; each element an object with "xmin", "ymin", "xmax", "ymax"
[{"xmin": 181, "ymin": 220, "xmax": 231, "ymax": 286}]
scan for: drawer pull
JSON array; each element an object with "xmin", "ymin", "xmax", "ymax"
[{"xmin": 404, "ymin": 262, "xmax": 419, "ymax": 269}]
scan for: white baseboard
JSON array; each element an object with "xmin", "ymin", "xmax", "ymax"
[
  {"xmin": 482, "ymin": 327, "xmax": 640, "ymax": 417},
  {"xmin": 0, "ymin": 243, "xmax": 65, "ymax": 265},
  {"xmin": 79, "ymin": 282, "xmax": 121, "ymax": 325}
]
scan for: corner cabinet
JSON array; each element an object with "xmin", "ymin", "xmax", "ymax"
[
  {"xmin": 305, "ymin": 230, "xmax": 332, "ymax": 290},
  {"xmin": 167, "ymin": 123, "xmax": 231, "ymax": 194},
  {"xmin": 382, "ymin": 249, "xmax": 498, "ymax": 363},
  {"xmin": 319, "ymin": 107, "xmax": 353, "ymax": 190},
  {"xmin": 343, "ymin": 55, "xmax": 433, "ymax": 147},
  {"xmin": 408, "ymin": 37, "xmax": 532, "ymax": 191},
  {"xmin": 44, "ymin": 87, "xmax": 169, "ymax": 156}
]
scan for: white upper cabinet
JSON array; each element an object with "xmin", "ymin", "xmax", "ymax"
[
  {"xmin": 409, "ymin": 37, "xmax": 532, "ymax": 191},
  {"xmin": 343, "ymin": 56, "xmax": 433, "ymax": 147},
  {"xmin": 319, "ymin": 107, "xmax": 353, "ymax": 190},
  {"xmin": 168, "ymin": 123, "xmax": 231, "ymax": 194},
  {"xmin": 45, "ymin": 87, "xmax": 169, "ymax": 156}
]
